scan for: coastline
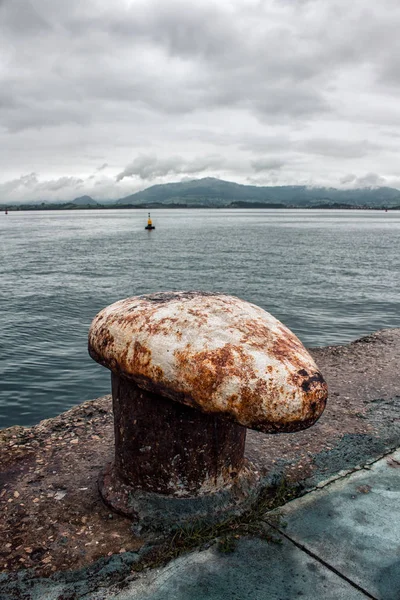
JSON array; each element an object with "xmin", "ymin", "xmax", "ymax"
[{"xmin": 2, "ymin": 204, "xmax": 400, "ymax": 211}]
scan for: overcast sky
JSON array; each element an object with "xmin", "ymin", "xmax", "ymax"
[{"xmin": 1, "ymin": 0, "xmax": 400, "ymax": 202}]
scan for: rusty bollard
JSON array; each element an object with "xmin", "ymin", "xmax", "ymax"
[{"xmin": 88, "ymin": 291, "xmax": 327, "ymax": 531}]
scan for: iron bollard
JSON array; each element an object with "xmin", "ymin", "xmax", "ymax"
[{"xmin": 88, "ymin": 291, "xmax": 327, "ymax": 531}]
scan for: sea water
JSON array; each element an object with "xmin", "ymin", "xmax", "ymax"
[{"xmin": 1, "ymin": 208, "xmax": 399, "ymax": 428}]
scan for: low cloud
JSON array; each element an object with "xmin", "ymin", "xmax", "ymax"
[
  {"xmin": 340, "ymin": 174, "xmax": 357, "ymax": 185},
  {"xmin": 0, "ymin": 173, "xmax": 85, "ymax": 201},
  {"xmin": 116, "ymin": 154, "xmax": 224, "ymax": 181},
  {"xmin": 353, "ymin": 172, "xmax": 387, "ymax": 188},
  {"xmin": 300, "ymin": 138, "xmax": 378, "ymax": 159},
  {"xmin": 251, "ymin": 158, "xmax": 286, "ymax": 172},
  {"xmin": 339, "ymin": 172, "xmax": 387, "ymax": 189}
]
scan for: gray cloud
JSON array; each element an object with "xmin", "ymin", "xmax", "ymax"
[
  {"xmin": 251, "ymin": 158, "xmax": 286, "ymax": 172},
  {"xmin": 0, "ymin": 0, "xmax": 51, "ymax": 36},
  {"xmin": 0, "ymin": 173, "xmax": 85, "ymax": 202},
  {"xmin": 1, "ymin": 101, "xmax": 90, "ymax": 133},
  {"xmin": 1, "ymin": 0, "xmax": 400, "ymax": 200},
  {"xmin": 338, "ymin": 172, "xmax": 388, "ymax": 189},
  {"xmin": 340, "ymin": 174, "xmax": 357, "ymax": 185},
  {"xmin": 300, "ymin": 138, "xmax": 379, "ymax": 159},
  {"xmin": 352, "ymin": 173, "xmax": 387, "ymax": 188},
  {"xmin": 116, "ymin": 154, "xmax": 224, "ymax": 181}
]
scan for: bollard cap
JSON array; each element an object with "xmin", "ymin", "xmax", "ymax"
[{"xmin": 88, "ymin": 292, "xmax": 327, "ymax": 433}]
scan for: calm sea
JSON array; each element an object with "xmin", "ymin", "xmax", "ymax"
[{"xmin": 1, "ymin": 208, "xmax": 399, "ymax": 428}]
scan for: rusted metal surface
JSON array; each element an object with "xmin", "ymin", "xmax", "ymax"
[
  {"xmin": 89, "ymin": 291, "xmax": 327, "ymax": 433},
  {"xmin": 110, "ymin": 374, "xmax": 246, "ymax": 496}
]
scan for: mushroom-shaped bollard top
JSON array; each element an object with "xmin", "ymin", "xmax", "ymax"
[{"xmin": 89, "ymin": 291, "xmax": 327, "ymax": 433}]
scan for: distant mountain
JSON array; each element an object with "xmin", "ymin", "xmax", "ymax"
[
  {"xmin": 71, "ymin": 195, "xmax": 100, "ymax": 207},
  {"xmin": 3, "ymin": 178, "xmax": 400, "ymax": 210},
  {"xmin": 116, "ymin": 177, "xmax": 400, "ymax": 208},
  {"xmin": 228, "ymin": 201, "xmax": 286, "ymax": 209}
]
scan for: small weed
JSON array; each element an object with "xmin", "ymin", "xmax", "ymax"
[
  {"xmin": 130, "ymin": 475, "xmax": 301, "ymax": 574},
  {"xmin": 217, "ymin": 535, "xmax": 237, "ymax": 554},
  {"xmin": 258, "ymin": 531, "xmax": 283, "ymax": 545}
]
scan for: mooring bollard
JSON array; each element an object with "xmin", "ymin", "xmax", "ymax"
[{"xmin": 88, "ymin": 291, "xmax": 328, "ymax": 531}]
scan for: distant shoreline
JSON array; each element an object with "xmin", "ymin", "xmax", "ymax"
[
  {"xmin": 2, "ymin": 204, "xmax": 399, "ymax": 211},
  {"xmin": 4, "ymin": 177, "xmax": 400, "ymax": 212}
]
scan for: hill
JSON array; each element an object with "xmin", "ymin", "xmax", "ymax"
[
  {"xmin": 71, "ymin": 195, "xmax": 100, "ymax": 207},
  {"xmin": 2, "ymin": 178, "xmax": 400, "ymax": 210},
  {"xmin": 117, "ymin": 177, "xmax": 400, "ymax": 208}
]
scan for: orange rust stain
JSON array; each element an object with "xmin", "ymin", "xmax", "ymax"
[
  {"xmin": 173, "ymin": 344, "xmax": 255, "ymax": 411},
  {"xmin": 133, "ymin": 341, "xmax": 152, "ymax": 369},
  {"xmin": 116, "ymin": 341, "xmax": 165, "ymax": 382},
  {"xmin": 225, "ymin": 372, "xmax": 327, "ymax": 433},
  {"xmin": 152, "ymin": 365, "xmax": 164, "ymax": 379},
  {"xmin": 143, "ymin": 316, "xmax": 181, "ymax": 337},
  {"xmin": 236, "ymin": 320, "xmax": 273, "ymax": 349},
  {"xmin": 233, "ymin": 379, "xmax": 282, "ymax": 426},
  {"xmin": 286, "ymin": 368, "xmax": 328, "ymax": 427},
  {"xmin": 288, "ymin": 369, "xmax": 327, "ymax": 397},
  {"xmin": 112, "ymin": 308, "xmax": 184, "ymax": 338},
  {"xmin": 96, "ymin": 326, "xmax": 114, "ymax": 352},
  {"xmin": 186, "ymin": 308, "xmax": 209, "ymax": 326},
  {"xmin": 271, "ymin": 330, "xmax": 305, "ymax": 368}
]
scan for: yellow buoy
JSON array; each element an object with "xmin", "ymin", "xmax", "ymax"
[{"xmin": 145, "ymin": 212, "xmax": 155, "ymax": 230}]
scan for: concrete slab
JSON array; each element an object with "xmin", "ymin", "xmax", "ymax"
[
  {"xmin": 274, "ymin": 449, "xmax": 400, "ymax": 600},
  {"xmin": 88, "ymin": 536, "xmax": 368, "ymax": 600}
]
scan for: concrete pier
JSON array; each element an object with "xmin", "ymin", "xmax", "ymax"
[{"xmin": 1, "ymin": 329, "xmax": 399, "ymax": 598}]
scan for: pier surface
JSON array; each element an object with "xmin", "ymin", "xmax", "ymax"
[{"xmin": 1, "ymin": 329, "xmax": 399, "ymax": 598}]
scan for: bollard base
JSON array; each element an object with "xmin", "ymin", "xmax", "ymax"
[{"xmin": 98, "ymin": 460, "xmax": 261, "ymax": 535}]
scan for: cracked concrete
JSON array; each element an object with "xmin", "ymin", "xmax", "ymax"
[{"xmin": 270, "ymin": 448, "xmax": 400, "ymax": 600}]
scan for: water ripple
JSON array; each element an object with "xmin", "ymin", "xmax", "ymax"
[{"xmin": 1, "ymin": 208, "xmax": 399, "ymax": 427}]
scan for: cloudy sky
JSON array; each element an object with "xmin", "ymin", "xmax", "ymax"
[{"xmin": 1, "ymin": 0, "xmax": 400, "ymax": 202}]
